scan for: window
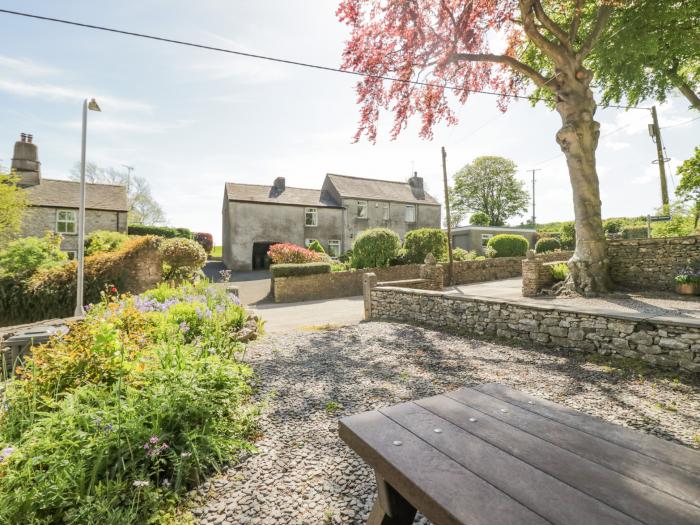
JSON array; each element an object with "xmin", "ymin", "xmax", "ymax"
[
  {"xmin": 305, "ymin": 207, "xmax": 318, "ymax": 227},
  {"xmin": 357, "ymin": 200, "xmax": 368, "ymax": 218},
  {"xmin": 405, "ymin": 204, "xmax": 416, "ymax": 222},
  {"xmin": 328, "ymin": 240, "xmax": 341, "ymax": 258},
  {"xmin": 481, "ymin": 233, "xmax": 493, "ymax": 247},
  {"xmin": 56, "ymin": 209, "xmax": 77, "ymax": 234},
  {"xmin": 65, "ymin": 250, "xmax": 77, "ymax": 260},
  {"xmin": 383, "ymin": 203, "xmax": 390, "ymax": 220}
]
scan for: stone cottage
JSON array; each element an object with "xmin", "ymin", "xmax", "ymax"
[
  {"xmin": 222, "ymin": 173, "xmax": 441, "ymax": 271},
  {"xmin": 10, "ymin": 133, "xmax": 128, "ymax": 257}
]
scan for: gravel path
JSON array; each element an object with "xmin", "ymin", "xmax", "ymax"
[{"xmin": 190, "ymin": 322, "xmax": 700, "ymax": 525}]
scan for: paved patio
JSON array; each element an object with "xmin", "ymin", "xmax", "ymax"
[{"xmin": 449, "ymin": 278, "xmax": 700, "ymax": 321}]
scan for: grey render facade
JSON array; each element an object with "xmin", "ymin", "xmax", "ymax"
[
  {"xmin": 223, "ymin": 173, "xmax": 441, "ymax": 271},
  {"xmin": 10, "ymin": 134, "xmax": 128, "ymax": 256},
  {"xmin": 450, "ymin": 225, "xmax": 537, "ymax": 255}
]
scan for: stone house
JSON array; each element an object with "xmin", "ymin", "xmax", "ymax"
[
  {"xmin": 450, "ymin": 225, "xmax": 537, "ymax": 255},
  {"xmin": 222, "ymin": 173, "xmax": 441, "ymax": 271},
  {"xmin": 10, "ymin": 134, "xmax": 128, "ymax": 257}
]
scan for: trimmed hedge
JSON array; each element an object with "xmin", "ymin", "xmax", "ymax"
[
  {"xmin": 0, "ymin": 236, "xmax": 161, "ymax": 326},
  {"xmin": 128, "ymin": 224, "xmax": 193, "ymax": 239},
  {"xmin": 403, "ymin": 228, "xmax": 447, "ymax": 263},
  {"xmin": 621, "ymin": 226, "xmax": 648, "ymax": 239},
  {"xmin": 270, "ymin": 263, "xmax": 331, "ymax": 278},
  {"xmin": 268, "ymin": 243, "xmax": 322, "ymax": 264},
  {"xmin": 160, "ymin": 238, "xmax": 207, "ymax": 280},
  {"xmin": 535, "ymin": 237, "xmax": 561, "ymax": 253},
  {"xmin": 486, "ymin": 234, "xmax": 529, "ymax": 257},
  {"xmin": 351, "ymin": 228, "xmax": 400, "ymax": 269}
]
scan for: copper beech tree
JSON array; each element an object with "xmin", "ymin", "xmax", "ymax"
[{"xmin": 338, "ymin": 0, "xmax": 629, "ymax": 295}]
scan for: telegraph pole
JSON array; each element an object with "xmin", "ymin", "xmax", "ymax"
[
  {"xmin": 649, "ymin": 106, "xmax": 670, "ymax": 213},
  {"xmin": 529, "ymin": 169, "xmax": 541, "ymax": 227},
  {"xmin": 442, "ymin": 146, "xmax": 454, "ymax": 286}
]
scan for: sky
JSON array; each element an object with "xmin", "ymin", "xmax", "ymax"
[{"xmin": 1, "ymin": 1, "xmax": 698, "ymax": 243}]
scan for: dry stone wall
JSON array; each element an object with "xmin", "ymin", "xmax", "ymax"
[{"xmin": 370, "ymin": 287, "xmax": 700, "ymax": 374}]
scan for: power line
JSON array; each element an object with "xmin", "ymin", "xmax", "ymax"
[
  {"xmin": 661, "ymin": 115, "xmax": 700, "ymax": 129},
  {"xmin": 0, "ymin": 8, "xmax": 648, "ymax": 111}
]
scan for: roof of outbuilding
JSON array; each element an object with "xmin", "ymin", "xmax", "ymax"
[
  {"xmin": 24, "ymin": 178, "xmax": 128, "ymax": 211},
  {"xmin": 325, "ymin": 173, "xmax": 440, "ymax": 205},
  {"xmin": 225, "ymin": 183, "xmax": 341, "ymax": 207}
]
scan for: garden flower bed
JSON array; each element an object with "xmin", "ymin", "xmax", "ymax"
[{"xmin": 0, "ymin": 282, "xmax": 261, "ymax": 524}]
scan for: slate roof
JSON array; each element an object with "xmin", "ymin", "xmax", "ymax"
[
  {"xmin": 225, "ymin": 183, "xmax": 341, "ymax": 208},
  {"xmin": 24, "ymin": 179, "xmax": 128, "ymax": 211},
  {"xmin": 325, "ymin": 173, "xmax": 440, "ymax": 205}
]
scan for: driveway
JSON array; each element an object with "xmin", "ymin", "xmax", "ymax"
[
  {"xmin": 251, "ymin": 296, "xmax": 364, "ymax": 333},
  {"xmin": 207, "ymin": 263, "xmax": 273, "ymax": 305}
]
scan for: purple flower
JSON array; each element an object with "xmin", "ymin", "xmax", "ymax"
[
  {"xmin": 179, "ymin": 321, "xmax": 190, "ymax": 333},
  {"xmin": 149, "ymin": 436, "xmax": 159, "ymax": 444}
]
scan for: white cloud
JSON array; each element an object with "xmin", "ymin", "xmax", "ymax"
[
  {"xmin": 0, "ymin": 55, "xmax": 61, "ymax": 76},
  {"xmin": 603, "ymin": 140, "xmax": 630, "ymax": 151}
]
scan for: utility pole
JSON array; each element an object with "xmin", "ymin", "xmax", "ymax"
[
  {"xmin": 529, "ymin": 169, "xmax": 541, "ymax": 228},
  {"xmin": 442, "ymin": 146, "xmax": 454, "ymax": 286},
  {"xmin": 121, "ymin": 164, "xmax": 134, "ymax": 215},
  {"xmin": 649, "ymin": 106, "xmax": 670, "ymax": 214}
]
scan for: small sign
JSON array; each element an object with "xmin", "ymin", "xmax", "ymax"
[{"xmin": 649, "ymin": 215, "xmax": 671, "ymax": 222}]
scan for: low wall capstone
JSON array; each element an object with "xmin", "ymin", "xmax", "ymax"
[{"xmin": 369, "ymin": 286, "xmax": 700, "ymax": 374}]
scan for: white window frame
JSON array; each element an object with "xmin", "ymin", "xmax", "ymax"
[
  {"xmin": 56, "ymin": 209, "xmax": 77, "ymax": 235},
  {"xmin": 357, "ymin": 200, "xmax": 368, "ymax": 219},
  {"xmin": 305, "ymin": 207, "xmax": 318, "ymax": 227},
  {"xmin": 405, "ymin": 204, "xmax": 416, "ymax": 223},
  {"xmin": 383, "ymin": 203, "xmax": 390, "ymax": 220},
  {"xmin": 481, "ymin": 233, "xmax": 494, "ymax": 247},
  {"xmin": 328, "ymin": 239, "xmax": 341, "ymax": 258}
]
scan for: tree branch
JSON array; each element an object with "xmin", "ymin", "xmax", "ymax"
[
  {"xmin": 532, "ymin": 0, "xmax": 570, "ymax": 47},
  {"xmin": 577, "ymin": 5, "xmax": 613, "ymax": 58},
  {"xmin": 569, "ymin": 0, "xmax": 584, "ymax": 44},
  {"xmin": 668, "ymin": 65, "xmax": 700, "ymax": 111},
  {"xmin": 449, "ymin": 53, "xmax": 554, "ymax": 92},
  {"xmin": 518, "ymin": 0, "xmax": 567, "ymax": 64}
]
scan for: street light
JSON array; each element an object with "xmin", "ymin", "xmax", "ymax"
[{"xmin": 74, "ymin": 98, "xmax": 101, "ymax": 316}]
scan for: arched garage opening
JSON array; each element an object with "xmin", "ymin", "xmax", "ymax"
[{"xmin": 252, "ymin": 241, "xmax": 277, "ymax": 270}]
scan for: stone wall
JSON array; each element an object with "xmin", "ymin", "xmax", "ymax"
[
  {"xmin": 369, "ymin": 287, "xmax": 700, "ymax": 374},
  {"xmin": 522, "ymin": 251, "xmax": 572, "ymax": 296},
  {"xmin": 121, "ymin": 239, "xmax": 163, "ymax": 294},
  {"xmin": 608, "ymin": 236, "xmax": 700, "ymax": 291}
]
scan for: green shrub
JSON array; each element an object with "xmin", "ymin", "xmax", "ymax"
[
  {"xmin": 550, "ymin": 262, "xmax": 570, "ymax": 281},
  {"xmin": 160, "ymin": 238, "xmax": 207, "ymax": 281},
  {"xmin": 0, "ymin": 233, "xmax": 66, "ymax": 278},
  {"xmin": 559, "ymin": 222, "xmax": 576, "ymax": 249},
  {"xmin": 402, "ymin": 228, "xmax": 447, "ymax": 264},
  {"xmin": 603, "ymin": 218, "xmax": 624, "ymax": 234},
  {"xmin": 535, "ymin": 237, "xmax": 561, "ymax": 253},
  {"xmin": 469, "ymin": 212, "xmax": 490, "ymax": 226},
  {"xmin": 351, "ymin": 228, "xmax": 400, "ymax": 269},
  {"xmin": 389, "ymin": 248, "xmax": 409, "ymax": 266},
  {"xmin": 85, "ymin": 230, "xmax": 129, "ymax": 256},
  {"xmin": 486, "ymin": 234, "xmax": 529, "ymax": 258},
  {"xmin": 338, "ymin": 249, "xmax": 353, "ymax": 263},
  {"xmin": 270, "ymin": 262, "xmax": 331, "ymax": 278},
  {"xmin": 0, "ymin": 236, "xmax": 161, "ymax": 327},
  {"xmin": 128, "ymin": 224, "xmax": 192, "ymax": 239},
  {"xmin": 621, "ymin": 226, "xmax": 648, "ymax": 239},
  {"xmin": 307, "ymin": 240, "xmax": 325, "ymax": 254},
  {"xmin": 451, "ymin": 247, "xmax": 478, "ymax": 261},
  {"xmin": 267, "ymin": 243, "xmax": 322, "ymax": 264},
  {"xmin": 651, "ymin": 214, "xmax": 694, "ymax": 238},
  {"xmin": 0, "ymin": 283, "xmax": 257, "ymax": 523}
]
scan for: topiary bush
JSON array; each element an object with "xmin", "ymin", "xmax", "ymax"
[
  {"xmin": 402, "ymin": 228, "xmax": 447, "ymax": 264},
  {"xmin": 85, "ymin": 230, "xmax": 129, "ymax": 256},
  {"xmin": 469, "ymin": 211, "xmax": 490, "ymax": 226},
  {"xmin": 193, "ymin": 232, "xmax": 214, "ymax": 254},
  {"xmin": 351, "ymin": 228, "xmax": 400, "ymax": 269},
  {"xmin": 160, "ymin": 238, "xmax": 207, "ymax": 281},
  {"xmin": 128, "ymin": 224, "xmax": 193, "ymax": 239},
  {"xmin": 307, "ymin": 239, "xmax": 325, "ymax": 254},
  {"xmin": 270, "ymin": 262, "xmax": 331, "ymax": 278},
  {"xmin": 267, "ymin": 243, "xmax": 322, "ymax": 264},
  {"xmin": 535, "ymin": 237, "xmax": 561, "ymax": 254},
  {"xmin": 486, "ymin": 234, "xmax": 529, "ymax": 258},
  {"xmin": 0, "ymin": 233, "xmax": 66, "ymax": 278}
]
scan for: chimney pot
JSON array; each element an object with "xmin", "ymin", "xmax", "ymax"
[
  {"xmin": 27, "ymin": 134, "xmax": 33, "ymax": 144},
  {"xmin": 273, "ymin": 177, "xmax": 286, "ymax": 191},
  {"xmin": 11, "ymin": 133, "xmax": 41, "ymax": 186},
  {"xmin": 20, "ymin": 133, "xmax": 26, "ymax": 142}
]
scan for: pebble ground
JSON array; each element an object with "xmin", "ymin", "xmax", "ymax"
[{"xmin": 190, "ymin": 321, "xmax": 700, "ymax": 525}]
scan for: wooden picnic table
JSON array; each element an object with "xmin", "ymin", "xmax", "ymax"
[{"xmin": 339, "ymin": 383, "xmax": 700, "ymax": 525}]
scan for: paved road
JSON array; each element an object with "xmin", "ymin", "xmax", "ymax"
[{"xmin": 251, "ymin": 296, "xmax": 364, "ymax": 333}]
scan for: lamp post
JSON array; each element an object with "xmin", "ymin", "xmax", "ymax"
[{"xmin": 74, "ymin": 98, "xmax": 101, "ymax": 316}]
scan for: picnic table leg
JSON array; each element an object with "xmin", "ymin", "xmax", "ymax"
[{"xmin": 367, "ymin": 472, "xmax": 417, "ymax": 525}]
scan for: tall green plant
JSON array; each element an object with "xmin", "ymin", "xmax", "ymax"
[
  {"xmin": 0, "ymin": 171, "xmax": 28, "ymax": 246},
  {"xmin": 0, "ymin": 233, "xmax": 66, "ymax": 278}
]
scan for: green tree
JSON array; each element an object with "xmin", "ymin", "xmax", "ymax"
[
  {"xmin": 70, "ymin": 162, "xmax": 166, "ymax": 226},
  {"xmin": 469, "ymin": 212, "xmax": 490, "ymax": 226},
  {"xmin": 451, "ymin": 157, "xmax": 529, "ymax": 227},
  {"xmin": 0, "ymin": 171, "xmax": 28, "ymax": 246},
  {"xmin": 675, "ymin": 147, "xmax": 700, "ymax": 228}
]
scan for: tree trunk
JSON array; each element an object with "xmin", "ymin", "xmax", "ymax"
[
  {"xmin": 667, "ymin": 69, "xmax": 700, "ymax": 112},
  {"xmin": 554, "ymin": 66, "xmax": 612, "ymax": 296}
]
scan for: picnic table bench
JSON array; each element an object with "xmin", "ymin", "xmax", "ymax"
[{"xmin": 339, "ymin": 383, "xmax": 700, "ymax": 525}]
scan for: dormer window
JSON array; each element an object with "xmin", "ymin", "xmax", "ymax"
[
  {"xmin": 305, "ymin": 207, "xmax": 318, "ymax": 227},
  {"xmin": 357, "ymin": 200, "xmax": 368, "ymax": 219}
]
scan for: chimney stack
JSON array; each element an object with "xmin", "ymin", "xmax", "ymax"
[
  {"xmin": 408, "ymin": 171, "xmax": 424, "ymax": 189},
  {"xmin": 273, "ymin": 177, "xmax": 286, "ymax": 191},
  {"xmin": 11, "ymin": 132, "xmax": 41, "ymax": 187}
]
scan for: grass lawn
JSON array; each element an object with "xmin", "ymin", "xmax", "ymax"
[{"xmin": 211, "ymin": 245, "xmax": 222, "ymax": 257}]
